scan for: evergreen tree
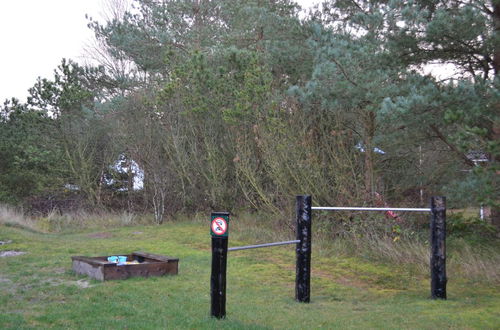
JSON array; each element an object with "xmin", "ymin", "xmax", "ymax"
[
  {"xmin": 311, "ymin": 0, "xmax": 499, "ymax": 222},
  {"xmin": 0, "ymin": 99, "xmax": 63, "ymax": 204}
]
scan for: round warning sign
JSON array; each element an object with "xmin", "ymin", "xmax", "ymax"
[{"xmin": 211, "ymin": 217, "xmax": 228, "ymax": 236}]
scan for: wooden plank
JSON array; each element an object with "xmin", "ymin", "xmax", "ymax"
[
  {"xmin": 102, "ymin": 262, "xmax": 177, "ymax": 280},
  {"xmin": 71, "ymin": 256, "xmax": 111, "ymax": 266},
  {"xmin": 133, "ymin": 251, "xmax": 179, "ymax": 262},
  {"xmin": 72, "ymin": 259, "xmax": 105, "ymax": 281}
]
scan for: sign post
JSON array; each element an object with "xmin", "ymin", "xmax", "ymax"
[{"xmin": 210, "ymin": 212, "xmax": 229, "ymax": 318}]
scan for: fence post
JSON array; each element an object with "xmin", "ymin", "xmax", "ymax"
[
  {"xmin": 430, "ymin": 196, "xmax": 447, "ymax": 299},
  {"xmin": 210, "ymin": 212, "xmax": 230, "ymax": 318},
  {"xmin": 296, "ymin": 195, "xmax": 312, "ymax": 303}
]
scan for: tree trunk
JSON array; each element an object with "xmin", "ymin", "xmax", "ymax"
[
  {"xmin": 192, "ymin": 0, "xmax": 201, "ymax": 51},
  {"xmin": 491, "ymin": 1, "xmax": 500, "ymax": 230},
  {"xmin": 364, "ymin": 111, "xmax": 376, "ymax": 202},
  {"xmin": 153, "ymin": 184, "xmax": 165, "ymax": 225},
  {"xmin": 126, "ymin": 157, "xmax": 134, "ymax": 212},
  {"xmin": 493, "ymin": 0, "xmax": 500, "ymax": 76},
  {"xmin": 490, "ymin": 120, "xmax": 500, "ymax": 230}
]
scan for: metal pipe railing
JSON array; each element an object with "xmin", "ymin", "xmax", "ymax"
[
  {"xmin": 228, "ymin": 240, "xmax": 300, "ymax": 252},
  {"xmin": 311, "ymin": 206, "xmax": 431, "ymax": 212}
]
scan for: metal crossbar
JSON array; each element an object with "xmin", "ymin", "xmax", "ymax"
[
  {"xmin": 312, "ymin": 206, "xmax": 431, "ymax": 212},
  {"xmin": 228, "ymin": 240, "xmax": 300, "ymax": 252}
]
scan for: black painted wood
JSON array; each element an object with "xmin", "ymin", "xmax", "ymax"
[
  {"xmin": 295, "ymin": 195, "xmax": 312, "ymax": 303},
  {"xmin": 210, "ymin": 212, "xmax": 229, "ymax": 318},
  {"xmin": 430, "ymin": 196, "xmax": 447, "ymax": 299}
]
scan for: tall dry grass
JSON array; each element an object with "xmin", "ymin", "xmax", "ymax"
[
  {"xmin": 448, "ymin": 242, "xmax": 500, "ymax": 283},
  {"xmin": 0, "ymin": 204, "xmax": 149, "ymax": 233},
  {"xmin": 36, "ymin": 209, "xmax": 148, "ymax": 232},
  {"xmin": 229, "ymin": 211, "xmax": 499, "ymax": 284},
  {"xmin": 0, "ymin": 204, "xmax": 38, "ymax": 231},
  {"xmin": 328, "ymin": 231, "xmax": 499, "ymax": 284}
]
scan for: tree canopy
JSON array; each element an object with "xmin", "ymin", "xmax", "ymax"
[{"xmin": 1, "ymin": 0, "xmax": 498, "ymax": 226}]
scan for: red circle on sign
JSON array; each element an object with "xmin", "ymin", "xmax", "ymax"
[{"xmin": 211, "ymin": 217, "xmax": 227, "ymax": 235}]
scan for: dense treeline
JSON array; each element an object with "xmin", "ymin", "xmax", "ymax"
[{"xmin": 1, "ymin": 0, "xmax": 498, "ymax": 226}]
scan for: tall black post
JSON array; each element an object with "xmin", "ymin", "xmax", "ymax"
[
  {"xmin": 296, "ymin": 195, "xmax": 312, "ymax": 303},
  {"xmin": 430, "ymin": 196, "xmax": 447, "ymax": 299},
  {"xmin": 210, "ymin": 212, "xmax": 230, "ymax": 318}
]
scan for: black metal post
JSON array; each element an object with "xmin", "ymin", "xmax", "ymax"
[
  {"xmin": 296, "ymin": 195, "xmax": 312, "ymax": 303},
  {"xmin": 210, "ymin": 212, "xmax": 229, "ymax": 318},
  {"xmin": 430, "ymin": 196, "xmax": 447, "ymax": 299}
]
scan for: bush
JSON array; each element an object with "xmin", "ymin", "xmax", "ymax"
[{"xmin": 447, "ymin": 213, "xmax": 497, "ymax": 239}]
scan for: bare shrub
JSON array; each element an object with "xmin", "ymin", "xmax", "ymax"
[{"xmin": 118, "ymin": 211, "xmax": 137, "ymax": 226}]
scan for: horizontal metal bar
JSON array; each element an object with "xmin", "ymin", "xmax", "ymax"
[
  {"xmin": 312, "ymin": 206, "xmax": 431, "ymax": 212},
  {"xmin": 228, "ymin": 240, "xmax": 300, "ymax": 252}
]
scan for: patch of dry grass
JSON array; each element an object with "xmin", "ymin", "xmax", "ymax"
[
  {"xmin": 0, "ymin": 204, "xmax": 38, "ymax": 231},
  {"xmin": 0, "ymin": 204, "xmax": 152, "ymax": 233},
  {"xmin": 231, "ymin": 210, "xmax": 500, "ymax": 284},
  {"xmin": 36, "ymin": 209, "xmax": 151, "ymax": 232},
  {"xmin": 449, "ymin": 242, "xmax": 500, "ymax": 283}
]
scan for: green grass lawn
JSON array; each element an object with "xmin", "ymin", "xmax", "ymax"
[{"xmin": 1, "ymin": 218, "xmax": 499, "ymax": 329}]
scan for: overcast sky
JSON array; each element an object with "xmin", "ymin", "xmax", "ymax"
[
  {"xmin": 0, "ymin": 0, "xmax": 105, "ymax": 102},
  {"xmin": 0, "ymin": 0, "xmax": 320, "ymax": 103}
]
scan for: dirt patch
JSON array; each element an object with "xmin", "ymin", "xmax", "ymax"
[
  {"xmin": 73, "ymin": 279, "xmax": 94, "ymax": 288},
  {"xmin": 0, "ymin": 276, "xmax": 12, "ymax": 283},
  {"xmin": 0, "ymin": 250, "xmax": 26, "ymax": 257},
  {"xmin": 87, "ymin": 232, "xmax": 113, "ymax": 239},
  {"xmin": 53, "ymin": 267, "xmax": 66, "ymax": 274},
  {"xmin": 44, "ymin": 278, "xmax": 94, "ymax": 289},
  {"xmin": 0, "ymin": 276, "xmax": 15, "ymax": 294},
  {"xmin": 318, "ymin": 271, "xmax": 369, "ymax": 289}
]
